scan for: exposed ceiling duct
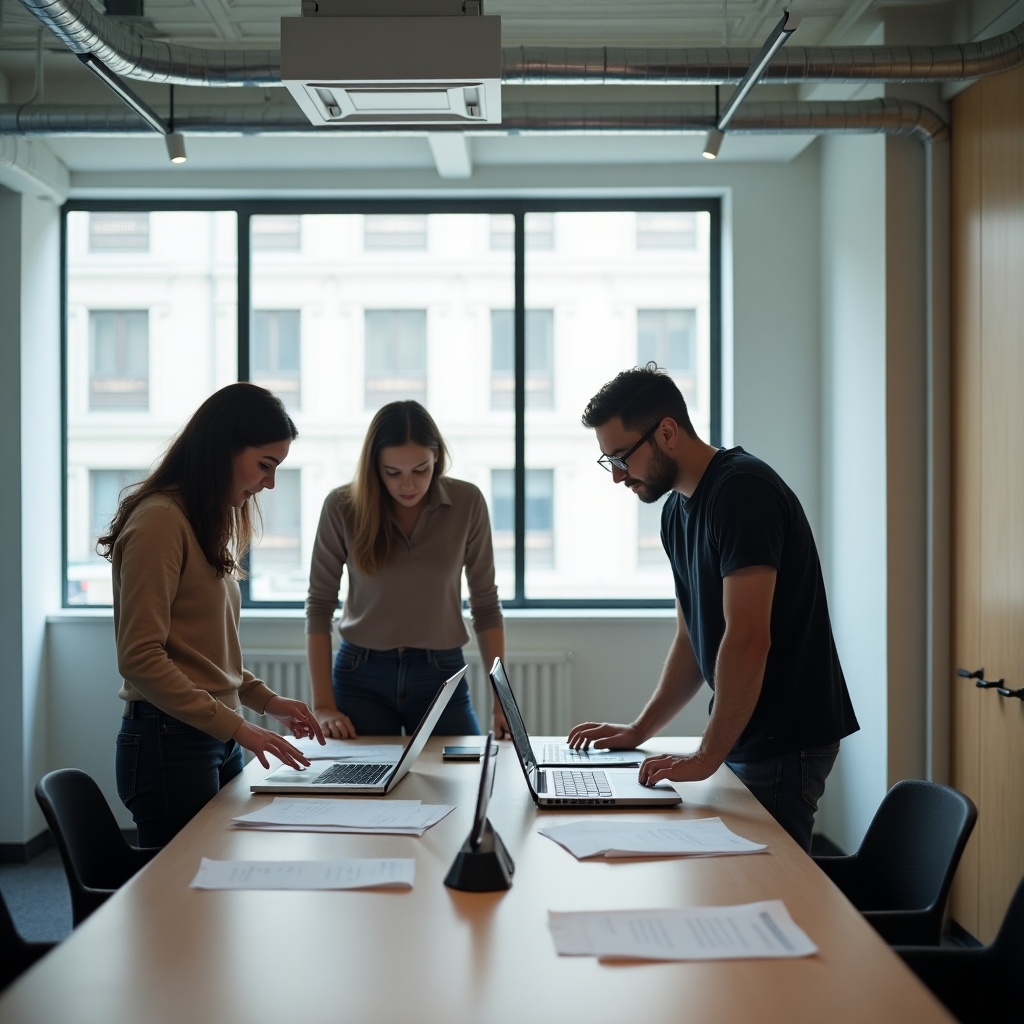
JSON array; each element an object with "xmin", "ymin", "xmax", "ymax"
[
  {"xmin": 14, "ymin": 0, "xmax": 1024, "ymax": 89},
  {"xmin": 0, "ymin": 98, "xmax": 950, "ymax": 145}
]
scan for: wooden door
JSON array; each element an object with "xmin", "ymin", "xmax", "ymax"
[
  {"xmin": 948, "ymin": 80, "xmax": 983, "ymax": 937},
  {"xmin": 950, "ymin": 63, "xmax": 1024, "ymax": 944},
  {"xmin": 977, "ymin": 64, "xmax": 1024, "ymax": 941}
]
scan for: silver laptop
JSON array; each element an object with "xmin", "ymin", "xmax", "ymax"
[
  {"xmin": 489, "ymin": 658, "xmax": 681, "ymax": 809},
  {"xmin": 251, "ymin": 665, "xmax": 467, "ymax": 795}
]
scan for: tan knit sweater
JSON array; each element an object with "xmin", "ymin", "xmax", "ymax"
[
  {"xmin": 305, "ymin": 477, "xmax": 504, "ymax": 649},
  {"xmin": 113, "ymin": 493, "xmax": 274, "ymax": 742}
]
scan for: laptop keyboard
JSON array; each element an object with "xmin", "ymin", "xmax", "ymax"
[
  {"xmin": 551, "ymin": 769, "xmax": 613, "ymax": 798},
  {"xmin": 541, "ymin": 744, "xmax": 597, "ymax": 763},
  {"xmin": 315, "ymin": 763, "xmax": 391, "ymax": 786}
]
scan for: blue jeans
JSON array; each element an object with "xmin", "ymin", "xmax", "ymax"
[
  {"xmin": 726, "ymin": 742, "xmax": 840, "ymax": 853},
  {"xmin": 116, "ymin": 701, "xmax": 244, "ymax": 849},
  {"xmin": 332, "ymin": 641, "xmax": 480, "ymax": 736}
]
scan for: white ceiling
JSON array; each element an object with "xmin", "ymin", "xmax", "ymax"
[{"xmin": 0, "ymin": 0, "xmax": 1019, "ymax": 190}]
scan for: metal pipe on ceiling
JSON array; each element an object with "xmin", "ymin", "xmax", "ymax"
[
  {"xmin": 13, "ymin": 0, "xmax": 1024, "ymax": 89},
  {"xmin": 0, "ymin": 98, "xmax": 949, "ymax": 145}
]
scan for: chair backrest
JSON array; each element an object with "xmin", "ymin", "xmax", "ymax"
[
  {"xmin": 856, "ymin": 779, "xmax": 977, "ymax": 915},
  {"xmin": 34, "ymin": 769, "xmax": 138, "ymax": 925},
  {"xmin": 992, "ymin": 873, "xmax": 1024, "ymax": 957},
  {"xmin": 0, "ymin": 888, "xmax": 54, "ymax": 989}
]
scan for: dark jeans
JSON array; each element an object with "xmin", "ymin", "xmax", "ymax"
[
  {"xmin": 726, "ymin": 742, "xmax": 840, "ymax": 853},
  {"xmin": 116, "ymin": 700, "xmax": 244, "ymax": 849},
  {"xmin": 332, "ymin": 640, "xmax": 480, "ymax": 736}
]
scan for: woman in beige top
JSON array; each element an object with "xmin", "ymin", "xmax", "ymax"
[
  {"xmin": 100, "ymin": 383, "xmax": 324, "ymax": 847},
  {"xmin": 306, "ymin": 401, "xmax": 507, "ymax": 739}
]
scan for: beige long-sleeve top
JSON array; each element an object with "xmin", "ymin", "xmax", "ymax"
[
  {"xmin": 305, "ymin": 477, "xmax": 504, "ymax": 650},
  {"xmin": 113, "ymin": 493, "xmax": 275, "ymax": 742}
]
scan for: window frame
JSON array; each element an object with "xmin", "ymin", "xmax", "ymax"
[{"xmin": 62, "ymin": 197, "xmax": 721, "ymax": 610}]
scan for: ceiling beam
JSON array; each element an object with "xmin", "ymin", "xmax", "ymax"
[{"xmin": 428, "ymin": 133, "xmax": 473, "ymax": 179}]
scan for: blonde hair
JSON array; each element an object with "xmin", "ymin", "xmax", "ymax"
[{"xmin": 349, "ymin": 401, "xmax": 449, "ymax": 574}]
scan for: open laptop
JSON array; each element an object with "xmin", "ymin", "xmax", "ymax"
[
  {"xmin": 251, "ymin": 665, "xmax": 467, "ymax": 795},
  {"xmin": 489, "ymin": 657, "xmax": 681, "ymax": 809}
]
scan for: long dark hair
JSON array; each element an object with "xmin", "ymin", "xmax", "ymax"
[
  {"xmin": 349, "ymin": 400, "xmax": 449, "ymax": 574},
  {"xmin": 98, "ymin": 383, "xmax": 298, "ymax": 576}
]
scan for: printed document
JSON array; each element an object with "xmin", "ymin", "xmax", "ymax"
[
  {"xmin": 538, "ymin": 816, "xmax": 766, "ymax": 859},
  {"xmin": 232, "ymin": 798, "xmax": 453, "ymax": 834},
  {"xmin": 549, "ymin": 900, "xmax": 816, "ymax": 960},
  {"xmin": 190, "ymin": 857, "xmax": 415, "ymax": 890}
]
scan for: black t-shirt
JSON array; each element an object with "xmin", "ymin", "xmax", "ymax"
[{"xmin": 661, "ymin": 447, "xmax": 859, "ymax": 761}]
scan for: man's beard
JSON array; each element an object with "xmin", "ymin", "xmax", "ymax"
[{"xmin": 626, "ymin": 443, "xmax": 677, "ymax": 503}]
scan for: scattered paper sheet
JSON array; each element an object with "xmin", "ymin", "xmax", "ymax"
[
  {"xmin": 538, "ymin": 817, "xmax": 766, "ymax": 859},
  {"xmin": 549, "ymin": 900, "xmax": 817, "ymax": 960},
  {"xmin": 290, "ymin": 738, "xmax": 404, "ymax": 762},
  {"xmin": 190, "ymin": 857, "xmax": 415, "ymax": 890},
  {"xmin": 232, "ymin": 798, "xmax": 454, "ymax": 835}
]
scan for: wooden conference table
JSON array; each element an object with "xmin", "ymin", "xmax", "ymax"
[{"xmin": 1, "ymin": 737, "xmax": 953, "ymax": 1024}]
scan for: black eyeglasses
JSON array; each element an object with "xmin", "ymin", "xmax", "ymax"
[{"xmin": 596, "ymin": 422, "xmax": 659, "ymax": 472}]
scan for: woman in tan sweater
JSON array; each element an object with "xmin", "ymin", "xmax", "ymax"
[
  {"xmin": 306, "ymin": 400, "xmax": 507, "ymax": 740},
  {"xmin": 100, "ymin": 383, "xmax": 323, "ymax": 847}
]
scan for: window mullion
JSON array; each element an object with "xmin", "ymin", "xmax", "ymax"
[{"xmin": 514, "ymin": 210, "xmax": 526, "ymax": 604}]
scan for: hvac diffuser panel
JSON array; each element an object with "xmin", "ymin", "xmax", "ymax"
[{"xmin": 281, "ymin": 15, "xmax": 502, "ymax": 127}]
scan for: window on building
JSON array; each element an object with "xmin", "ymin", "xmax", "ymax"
[
  {"xmin": 636, "ymin": 211, "xmax": 697, "ymax": 250},
  {"xmin": 364, "ymin": 310, "xmax": 427, "ymax": 408},
  {"xmin": 490, "ymin": 309, "xmax": 554, "ymax": 409},
  {"xmin": 364, "ymin": 214, "xmax": 428, "ymax": 250},
  {"xmin": 89, "ymin": 470, "xmax": 140, "ymax": 553},
  {"xmin": 491, "ymin": 469, "xmax": 555, "ymax": 567},
  {"xmin": 252, "ymin": 215, "xmax": 302, "ymax": 251},
  {"xmin": 253, "ymin": 310, "xmax": 301, "ymax": 410},
  {"xmin": 489, "ymin": 212, "xmax": 555, "ymax": 251},
  {"xmin": 69, "ymin": 469, "xmax": 143, "ymax": 605},
  {"xmin": 89, "ymin": 310, "xmax": 149, "ymax": 410},
  {"xmin": 636, "ymin": 495, "xmax": 669, "ymax": 565},
  {"xmin": 638, "ymin": 309, "xmax": 697, "ymax": 391},
  {"xmin": 88, "ymin": 212, "xmax": 150, "ymax": 253},
  {"xmin": 249, "ymin": 468, "xmax": 302, "ymax": 580}
]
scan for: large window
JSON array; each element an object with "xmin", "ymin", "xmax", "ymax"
[{"xmin": 64, "ymin": 202, "xmax": 718, "ymax": 607}]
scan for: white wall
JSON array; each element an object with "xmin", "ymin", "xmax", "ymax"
[
  {"xmin": 0, "ymin": 187, "xmax": 62, "ymax": 845},
  {"xmin": 818, "ymin": 134, "xmax": 890, "ymax": 849}
]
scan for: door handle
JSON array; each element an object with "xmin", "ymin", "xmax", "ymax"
[{"xmin": 956, "ymin": 667, "xmax": 1004, "ymax": 690}]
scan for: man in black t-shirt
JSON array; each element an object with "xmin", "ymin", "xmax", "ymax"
[{"xmin": 567, "ymin": 364, "xmax": 858, "ymax": 851}]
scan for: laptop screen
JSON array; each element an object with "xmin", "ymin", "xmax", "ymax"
[
  {"xmin": 468, "ymin": 731, "xmax": 499, "ymax": 850},
  {"xmin": 488, "ymin": 658, "xmax": 540, "ymax": 780}
]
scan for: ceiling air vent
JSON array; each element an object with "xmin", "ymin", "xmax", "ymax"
[{"xmin": 280, "ymin": 1, "xmax": 502, "ymax": 127}]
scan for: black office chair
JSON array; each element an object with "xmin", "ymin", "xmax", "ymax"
[
  {"xmin": 897, "ymin": 874, "xmax": 1024, "ymax": 1024},
  {"xmin": 0, "ymin": 888, "xmax": 55, "ymax": 991},
  {"xmin": 813, "ymin": 779, "xmax": 977, "ymax": 945},
  {"xmin": 34, "ymin": 769, "xmax": 158, "ymax": 927}
]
